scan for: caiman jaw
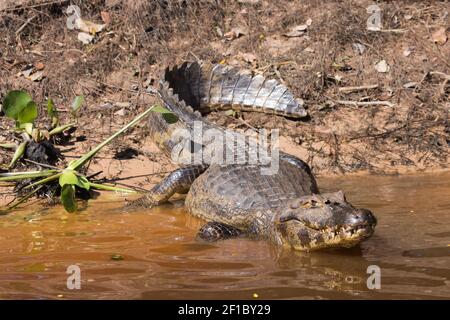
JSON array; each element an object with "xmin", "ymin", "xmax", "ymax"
[{"xmin": 275, "ymin": 205, "xmax": 377, "ymax": 251}]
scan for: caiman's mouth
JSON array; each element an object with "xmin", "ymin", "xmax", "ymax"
[
  {"xmin": 277, "ymin": 214, "xmax": 376, "ymax": 251},
  {"xmin": 307, "ymin": 223, "xmax": 375, "ymax": 239}
]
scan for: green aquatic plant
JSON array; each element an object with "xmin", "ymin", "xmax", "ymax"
[
  {"xmin": 0, "ymin": 90, "xmax": 77, "ymax": 168},
  {"xmin": 1, "ymin": 104, "xmax": 176, "ymax": 213}
]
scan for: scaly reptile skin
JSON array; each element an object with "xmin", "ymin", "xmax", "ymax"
[{"xmin": 129, "ymin": 62, "xmax": 376, "ymax": 251}]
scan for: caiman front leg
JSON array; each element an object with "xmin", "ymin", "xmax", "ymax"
[
  {"xmin": 126, "ymin": 165, "xmax": 208, "ymax": 208},
  {"xmin": 197, "ymin": 221, "xmax": 243, "ymax": 242}
]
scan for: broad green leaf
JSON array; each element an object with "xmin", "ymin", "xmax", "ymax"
[
  {"xmin": 59, "ymin": 170, "xmax": 79, "ymax": 187},
  {"xmin": 61, "ymin": 184, "xmax": 77, "ymax": 213},
  {"xmin": 17, "ymin": 101, "xmax": 38, "ymax": 124},
  {"xmin": 59, "ymin": 170, "xmax": 90, "ymax": 190},
  {"xmin": 71, "ymin": 95, "xmax": 85, "ymax": 114},
  {"xmin": 8, "ymin": 141, "xmax": 27, "ymax": 168},
  {"xmin": 151, "ymin": 105, "xmax": 178, "ymax": 124},
  {"xmin": 2, "ymin": 90, "xmax": 33, "ymax": 120}
]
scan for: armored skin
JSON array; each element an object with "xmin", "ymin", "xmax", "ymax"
[{"xmin": 129, "ymin": 62, "xmax": 376, "ymax": 251}]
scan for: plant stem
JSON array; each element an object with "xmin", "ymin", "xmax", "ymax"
[
  {"xmin": 0, "ymin": 170, "xmax": 58, "ymax": 181},
  {"xmin": 23, "ymin": 173, "xmax": 61, "ymax": 189},
  {"xmin": 89, "ymin": 182, "xmax": 138, "ymax": 194},
  {"xmin": 69, "ymin": 105, "xmax": 158, "ymax": 171}
]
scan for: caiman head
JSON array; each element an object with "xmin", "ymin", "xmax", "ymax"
[{"xmin": 273, "ymin": 191, "xmax": 376, "ymax": 251}]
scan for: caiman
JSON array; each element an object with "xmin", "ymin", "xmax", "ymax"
[{"xmin": 128, "ymin": 61, "xmax": 376, "ymax": 251}]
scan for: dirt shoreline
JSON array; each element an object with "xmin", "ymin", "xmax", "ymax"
[{"xmin": 1, "ymin": 0, "xmax": 449, "ymax": 208}]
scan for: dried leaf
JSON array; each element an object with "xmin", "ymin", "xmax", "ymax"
[
  {"xmin": 35, "ymin": 62, "xmax": 45, "ymax": 70},
  {"xmin": 77, "ymin": 32, "xmax": 94, "ymax": 44},
  {"xmin": 432, "ymin": 27, "xmax": 447, "ymax": 45},
  {"xmin": 374, "ymin": 60, "xmax": 390, "ymax": 73},
  {"xmin": 239, "ymin": 52, "xmax": 257, "ymax": 63},
  {"xmin": 75, "ymin": 18, "xmax": 106, "ymax": 34},
  {"xmin": 101, "ymin": 11, "xmax": 111, "ymax": 25},
  {"xmin": 352, "ymin": 43, "xmax": 366, "ymax": 55},
  {"xmin": 284, "ymin": 24, "xmax": 308, "ymax": 37},
  {"xmin": 27, "ymin": 71, "xmax": 44, "ymax": 82},
  {"xmin": 403, "ymin": 82, "xmax": 418, "ymax": 88},
  {"xmin": 403, "ymin": 47, "xmax": 413, "ymax": 57},
  {"xmin": 224, "ymin": 27, "xmax": 248, "ymax": 40}
]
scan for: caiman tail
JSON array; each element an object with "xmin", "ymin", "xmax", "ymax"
[{"xmin": 149, "ymin": 61, "xmax": 308, "ymax": 158}]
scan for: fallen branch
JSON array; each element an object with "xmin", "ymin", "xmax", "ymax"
[
  {"xmin": 15, "ymin": 15, "xmax": 37, "ymax": 35},
  {"xmin": 335, "ymin": 100, "xmax": 395, "ymax": 107},
  {"xmin": 379, "ymin": 28, "xmax": 408, "ymax": 34},
  {"xmin": 430, "ymin": 71, "xmax": 450, "ymax": 80},
  {"xmin": 2, "ymin": 0, "xmax": 69, "ymax": 12},
  {"xmin": 338, "ymin": 84, "xmax": 379, "ymax": 93}
]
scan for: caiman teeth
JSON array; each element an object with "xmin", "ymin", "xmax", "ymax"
[{"xmin": 320, "ymin": 224, "xmax": 370, "ymax": 238}]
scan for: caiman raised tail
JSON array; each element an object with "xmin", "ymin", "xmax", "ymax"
[{"xmin": 128, "ymin": 62, "xmax": 376, "ymax": 251}]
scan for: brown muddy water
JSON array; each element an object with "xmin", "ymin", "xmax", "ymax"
[{"xmin": 0, "ymin": 173, "xmax": 449, "ymax": 299}]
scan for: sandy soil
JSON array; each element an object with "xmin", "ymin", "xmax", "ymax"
[{"xmin": 1, "ymin": 0, "xmax": 449, "ymax": 207}]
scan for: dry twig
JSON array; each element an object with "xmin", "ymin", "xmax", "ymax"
[{"xmin": 338, "ymin": 84, "xmax": 379, "ymax": 93}]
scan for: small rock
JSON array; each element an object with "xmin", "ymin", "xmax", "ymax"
[
  {"xmin": 404, "ymin": 14, "xmax": 413, "ymax": 20},
  {"xmin": 374, "ymin": 60, "xmax": 390, "ymax": 73},
  {"xmin": 304, "ymin": 47, "xmax": 315, "ymax": 53}
]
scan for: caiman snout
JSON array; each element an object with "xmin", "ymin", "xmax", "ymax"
[
  {"xmin": 275, "ymin": 192, "xmax": 377, "ymax": 251},
  {"xmin": 345, "ymin": 208, "xmax": 377, "ymax": 229}
]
